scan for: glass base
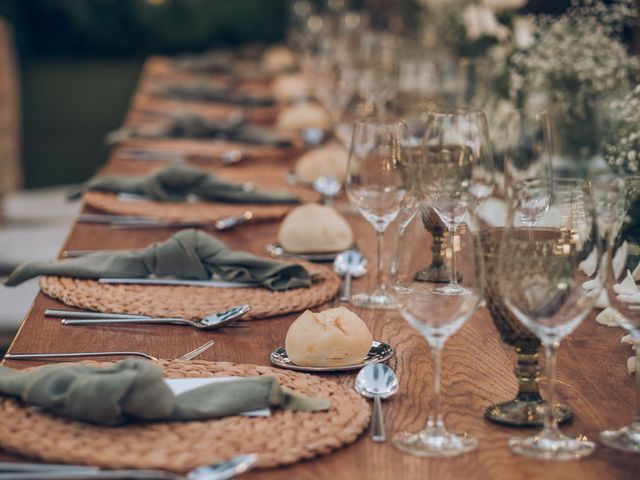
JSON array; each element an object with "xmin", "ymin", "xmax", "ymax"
[
  {"xmin": 393, "ymin": 428, "xmax": 477, "ymax": 458},
  {"xmin": 485, "ymin": 399, "xmax": 573, "ymax": 427},
  {"xmin": 350, "ymin": 291, "xmax": 398, "ymax": 310},
  {"xmin": 508, "ymin": 429, "xmax": 595, "ymax": 460},
  {"xmin": 600, "ymin": 424, "xmax": 640, "ymax": 453}
]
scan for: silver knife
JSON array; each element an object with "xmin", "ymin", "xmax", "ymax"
[{"xmin": 98, "ymin": 278, "xmax": 260, "ymax": 288}]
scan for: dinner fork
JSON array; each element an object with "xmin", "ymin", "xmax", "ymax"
[{"xmin": 4, "ymin": 340, "xmax": 215, "ymax": 362}]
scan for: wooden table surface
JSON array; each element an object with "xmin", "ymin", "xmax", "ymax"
[{"xmin": 2, "ymin": 57, "xmax": 639, "ymax": 480}]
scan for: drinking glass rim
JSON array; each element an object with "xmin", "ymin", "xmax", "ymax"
[
  {"xmin": 351, "ymin": 117, "xmax": 408, "ymax": 127},
  {"xmin": 422, "ymin": 108, "xmax": 487, "ymax": 118}
]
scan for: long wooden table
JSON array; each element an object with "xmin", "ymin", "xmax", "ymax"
[{"xmin": 3, "ymin": 58, "xmax": 639, "ymax": 480}]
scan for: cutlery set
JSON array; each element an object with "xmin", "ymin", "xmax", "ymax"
[
  {"xmin": 116, "ymin": 146, "xmax": 246, "ymax": 166},
  {"xmin": 77, "ymin": 211, "xmax": 254, "ymax": 231},
  {"xmin": 0, "ymin": 453, "xmax": 259, "ymax": 479}
]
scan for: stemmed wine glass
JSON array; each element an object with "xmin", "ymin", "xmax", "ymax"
[
  {"xmin": 345, "ymin": 119, "xmax": 410, "ymax": 309},
  {"xmin": 392, "ymin": 191, "xmax": 485, "ymax": 457},
  {"xmin": 421, "ymin": 110, "xmax": 494, "ymax": 295},
  {"xmin": 599, "ymin": 176, "xmax": 640, "ymax": 453},
  {"xmin": 498, "ymin": 178, "xmax": 601, "ymax": 460},
  {"xmin": 504, "ymin": 110, "xmax": 554, "ymax": 227}
]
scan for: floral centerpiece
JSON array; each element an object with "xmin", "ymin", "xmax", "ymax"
[{"xmin": 509, "ymin": 0, "xmax": 639, "ymax": 175}]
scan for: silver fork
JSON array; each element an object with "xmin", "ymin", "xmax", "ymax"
[{"xmin": 4, "ymin": 340, "xmax": 214, "ymax": 362}]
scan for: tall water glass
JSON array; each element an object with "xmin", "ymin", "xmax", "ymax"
[
  {"xmin": 504, "ymin": 110, "xmax": 554, "ymax": 227},
  {"xmin": 421, "ymin": 110, "xmax": 494, "ymax": 294},
  {"xmin": 600, "ymin": 176, "xmax": 640, "ymax": 453},
  {"xmin": 392, "ymin": 196, "xmax": 484, "ymax": 456},
  {"xmin": 499, "ymin": 178, "xmax": 601, "ymax": 460},
  {"xmin": 345, "ymin": 119, "xmax": 410, "ymax": 309}
]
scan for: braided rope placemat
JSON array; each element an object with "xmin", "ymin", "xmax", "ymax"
[
  {"xmin": 40, "ymin": 264, "xmax": 340, "ymax": 320},
  {"xmin": 83, "ymin": 163, "xmax": 317, "ymax": 223},
  {"xmin": 0, "ymin": 360, "xmax": 370, "ymax": 472}
]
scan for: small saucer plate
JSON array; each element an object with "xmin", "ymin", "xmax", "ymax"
[
  {"xmin": 269, "ymin": 341, "xmax": 395, "ymax": 372},
  {"xmin": 266, "ymin": 242, "xmax": 352, "ymax": 263}
]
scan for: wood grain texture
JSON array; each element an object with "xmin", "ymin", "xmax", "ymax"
[{"xmin": 2, "ymin": 57, "xmax": 639, "ymax": 480}]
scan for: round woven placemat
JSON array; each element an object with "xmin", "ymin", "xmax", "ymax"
[
  {"xmin": 82, "ymin": 164, "xmax": 317, "ymax": 223},
  {"xmin": 0, "ymin": 360, "xmax": 370, "ymax": 472},
  {"xmin": 40, "ymin": 264, "xmax": 340, "ymax": 320}
]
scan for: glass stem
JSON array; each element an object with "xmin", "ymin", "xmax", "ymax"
[
  {"xmin": 633, "ymin": 344, "xmax": 640, "ymax": 428},
  {"xmin": 543, "ymin": 342, "xmax": 561, "ymax": 436},
  {"xmin": 427, "ymin": 344, "xmax": 444, "ymax": 431},
  {"xmin": 376, "ymin": 229, "xmax": 386, "ymax": 292},
  {"xmin": 390, "ymin": 227, "xmax": 404, "ymax": 286},
  {"xmin": 448, "ymin": 227, "xmax": 458, "ymax": 287}
]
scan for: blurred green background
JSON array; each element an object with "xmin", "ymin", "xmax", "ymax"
[{"xmin": 0, "ymin": 0, "xmax": 287, "ymax": 188}]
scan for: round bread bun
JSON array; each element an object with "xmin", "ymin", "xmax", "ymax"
[
  {"xmin": 278, "ymin": 204, "xmax": 353, "ymax": 253},
  {"xmin": 261, "ymin": 45, "xmax": 296, "ymax": 73},
  {"xmin": 276, "ymin": 102, "xmax": 331, "ymax": 133},
  {"xmin": 272, "ymin": 73, "xmax": 310, "ymax": 103},
  {"xmin": 294, "ymin": 142, "xmax": 348, "ymax": 183},
  {"xmin": 285, "ymin": 307, "xmax": 373, "ymax": 367}
]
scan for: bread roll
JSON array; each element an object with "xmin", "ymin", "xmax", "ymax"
[
  {"xmin": 276, "ymin": 102, "xmax": 331, "ymax": 133},
  {"xmin": 295, "ymin": 143, "xmax": 348, "ymax": 183},
  {"xmin": 272, "ymin": 73, "xmax": 309, "ymax": 103},
  {"xmin": 261, "ymin": 45, "xmax": 295, "ymax": 73},
  {"xmin": 285, "ymin": 307, "xmax": 373, "ymax": 366},
  {"xmin": 278, "ymin": 204, "xmax": 353, "ymax": 253}
]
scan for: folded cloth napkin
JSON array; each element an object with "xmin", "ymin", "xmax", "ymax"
[
  {"xmin": 105, "ymin": 113, "xmax": 290, "ymax": 147},
  {"xmin": 156, "ymin": 82, "xmax": 275, "ymax": 108},
  {"xmin": 69, "ymin": 164, "xmax": 299, "ymax": 204},
  {"xmin": 0, "ymin": 360, "xmax": 329, "ymax": 426},
  {"xmin": 5, "ymin": 228, "xmax": 312, "ymax": 289}
]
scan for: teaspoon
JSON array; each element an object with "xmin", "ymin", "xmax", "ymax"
[
  {"xmin": 355, "ymin": 363, "xmax": 399, "ymax": 442},
  {"xmin": 333, "ymin": 249, "xmax": 367, "ymax": 302}
]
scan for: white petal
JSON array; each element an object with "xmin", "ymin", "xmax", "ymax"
[
  {"xmin": 612, "ymin": 241, "xmax": 628, "ymax": 280},
  {"xmin": 595, "ymin": 289, "xmax": 610, "ymax": 309},
  {"xmin": 613, "ymin": 270, "xmax": 639, "ymax": 295},
  {"xmin": 579, "ymin": 249, "xmax": 598, "ymax": 277},
  {"xmin": 596, "ymin": 307, "xmax": 622, "ymax": 327},
  {"xmin": 628, "ymin": 356, "xmax": 636, "ymax": 374},
  {"xmin": 582, "ymin": 278, "xmax": 600, "ymax": 290}
]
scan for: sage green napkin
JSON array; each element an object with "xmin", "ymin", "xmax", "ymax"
[
  {"xmin": 105, "ymin": 113, "xmax": 290, "ymax": 147},
  {"xmin": 4, "ymin": 229, "xmax": 312, "ymax": 289},
  {"xmin": 0, "ymin": 360, "xmax": 329, "ymax": 426},
  {"xmin": 70, "ymin": 164, "xmax": 299, "ymax": 204},
  {"xmin": 157, "ymin": 83, "xmax": 275, "ymax": 107}
]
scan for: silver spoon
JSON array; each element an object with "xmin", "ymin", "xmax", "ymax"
[
  {"xmin": 313, "ymin": 175, "xmax": 341, "ymax": 207},
  {"xmin": 333, "ymin": 249, "xmax": 367, "ymax": 302},
  {"xmin": 301, "ymin": 127, "xmax": 327, "ymax": 147},
  {"xmin": 60, "ymin": 305, "xmax": 251, "ymax": 330},
  {"xmin": 0, "ymin": 453, "xmax": 259, "ymax": 479},
  {"xmin": 355, "ymin": 364, "xmax": 399, "ymax": 443}
]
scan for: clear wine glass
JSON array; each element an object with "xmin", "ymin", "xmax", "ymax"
[
  {"xmin": 421, "ymin": 110, "xmax": 494, "ymax": 295},
  {"xmin": 345, "ymin": 118, "xmax": 410, "ymax": 309},
  {"xmin": 504, "ymin": 110, "xmax": 554, "ymax": 227},
  {"xmin": 599, "ymin": 175, "xmax": 640, "ymax": 453},
  {"xmin": 392, "ymin": 195, "xmax": 484, "ymax": 457},
  {"xmin": 499, "ymin": 178, "xmax": 601, "ymax": 460}
]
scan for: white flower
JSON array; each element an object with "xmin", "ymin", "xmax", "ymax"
[
  {"xmin": 513, "ymin": 17, "xmax": 535, "ymax": 49},
  {"xmin": 483, "ymin": 0, "xmax": 526, "ymax": 12},
  {"xmin": 462, "ymin": 5, "xmax": 509, "ymax": 41}
]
